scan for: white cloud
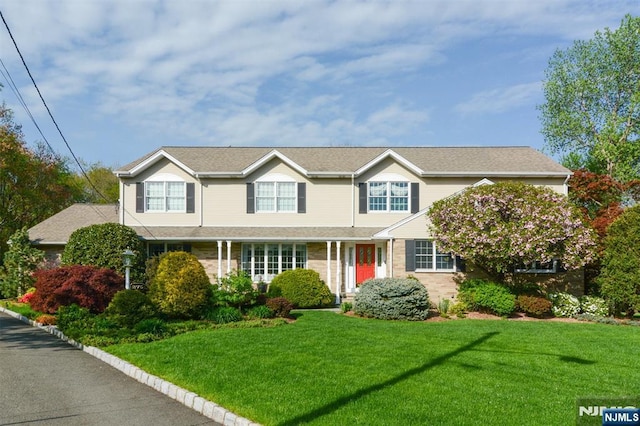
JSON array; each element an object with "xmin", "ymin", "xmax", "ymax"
[{"xmin": 454, "ymin": 82, "xmax": 542, "ymax": 115}]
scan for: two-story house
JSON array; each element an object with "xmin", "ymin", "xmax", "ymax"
[{"xmin": 29, "ymin": 146, "xmax": 579, "ymax": 302}]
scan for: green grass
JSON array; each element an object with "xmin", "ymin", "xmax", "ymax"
[
  {"xmin": 106, "ymin": 311, "xmax": 640, "ymax": 425},
  {"xmin": 0, "ymin": 301, "xmax": 41, "ymax": 320}
]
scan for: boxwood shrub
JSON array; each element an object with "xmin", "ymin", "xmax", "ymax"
[
  {"xmin": 105, "ymin": 290, "xmax": 157, "ymax": 328},
  {"xmin": 354, "ymin": 278, "xmax": 430, "ymax": 321},
  {"xmin": 267, "ymin": 269, "xmax": 334, "ymax": 308},
  {"xmin": 457, "ymin": 279, "xmax": 515, "ymax": 317}
]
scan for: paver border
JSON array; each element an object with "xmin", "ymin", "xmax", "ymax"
[{"xmin": 0, "ymin": 306, "xmax": 261, "ymax": 426}]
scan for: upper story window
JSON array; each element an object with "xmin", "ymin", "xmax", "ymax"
[
  {"xmin": 248, "ymin": 173, "xmax": 305, "ymax": 214},
  {"xmin": 369, "ymin": 181, "xmax": 409, "ymax": 212},
  {"xmin": 256, "ymin": 181, "xmax": 296, "ymax": 212},
  {"xmin": 146, "ymin": 181, "xmax": 186, "ymax": 212},
  {"xmin": 136, "ymin": 173, "xmax": 195, "ymax": 214}
]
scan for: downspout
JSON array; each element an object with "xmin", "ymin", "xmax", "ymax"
[
  {"xmin": 119, "ymin": 180, "xmax": 125, "ymax": 225},
  {"xmin": 351, "ymin": 173, "xmax": 355, "ymax": 227},
  {"xmin": 563, "ymin": 173, "xmax": 571, "ymax": 197},
  {"xmin": 200, "ymin": 179, "xmax": 204, "ymax": 227},
  {"xmin": 388, "ymin": 237, "xmax": 394, "ymax": 278}
]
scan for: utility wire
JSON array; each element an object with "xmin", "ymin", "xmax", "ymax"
[{"xmin": 0, "ymin": 9, "xmax": 109, "ymax": 203}]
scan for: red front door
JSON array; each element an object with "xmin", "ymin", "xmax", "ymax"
[{"xmin": 356, "ymin": 244, "xmax": 376, "ymax": 285}]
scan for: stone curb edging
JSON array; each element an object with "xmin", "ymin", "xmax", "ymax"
[{"xmin": 0, "ymin": 306, "xmax": 261, "ymax": 426}]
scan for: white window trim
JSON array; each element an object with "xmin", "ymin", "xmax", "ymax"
[
  {"xmin": 367, "ymin": 181, "xmax": 410, "ymax": 213},
  {"xmin": 145, "ymin": 181, "xmax": 187, "ymax": 213},
  {"xmin": 241, "ymin": 243, "xmax": 307, "ymax": 282},
  {"xmin": 255, "ymin": 179, "xmax": 297, "ymax": 213},
  {"xmin": 414, "ymin": 240, "xmax": 457, "ymax": 273}
]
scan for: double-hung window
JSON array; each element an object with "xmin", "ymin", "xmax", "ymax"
[
  {"xmin": 256, "ymin": 182, "xmax": 296, "ymax": 212},
  {"xmin": 146, "ymin": 181, "xmax": 186, "ymax": 212},
  {"xmin": 368, "ymin": 181, "xmax": 409, "ymax": 212},
  {"xmin": 414, "ymin": 240, "xmax": 455, "ymax": 271}
]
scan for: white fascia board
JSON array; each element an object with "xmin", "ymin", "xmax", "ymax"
[
  {"xmin": 115, "ymin": 150, "xmax": 196, "ymax": 178},
  {"xmin": 373, "ymin": 206, "xmax": 432, "ymax": 238},
  {"xmin": 241, "ymin": 150, "xmax": 308, "ymax": 177},
  {"xmin": 418, "ymin": 171, "xmax": 570, "ymax": 177},
  {"xmin": 355, "ymin": 149, "xmax": 424, "ymax": 177}
]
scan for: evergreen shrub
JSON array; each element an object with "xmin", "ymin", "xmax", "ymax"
[
  {"xmin": 267, "ymin": 269, "xmax": 333, "ymax": 308},
  {"xmin": 105, "ymin": 290, "xmax": 156, "ymax": 328},
  {"xmin": 473, "ymin": 283, "xmax": 516, "ymax": 316},
  {"xmin": 148, "ymin": 251, "xmax": 211, "ymax": 319},
  {"xmin": 354, "ymin": 278, "xmax": 430, "ymax": 321}
]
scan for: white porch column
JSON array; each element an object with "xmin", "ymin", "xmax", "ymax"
[
  {"xmin": 226, "ymin": 240, "xmax": 232, "ymax": 274},
  {"xmin": 389, "ymin": 238, "xmax": 394, "ymax": 278},
  {"xmin": 326, "ymin": 241, "xmax": 332, "ymax": 296},
  {"xmin": 336, "ymin": 241, "xmax": 342, "ymax": 304},
  {"xmin": 217, "ymin": 240, "xmax": 223, "ymax": 279}
]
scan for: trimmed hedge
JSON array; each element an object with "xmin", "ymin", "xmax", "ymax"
[
  {"xmin": 105, "ymin": 290, "xmax": 156, "ymax": 328},
  {"xmin": 267, "ymin": 269, "xmax": 334, "ymax": 308},
  {"xmin": 354, "ymin": 278, "xmax": 430, "ymax": 321}
]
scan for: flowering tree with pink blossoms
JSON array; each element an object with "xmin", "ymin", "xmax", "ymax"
[{"xmin": 427, "ymin": 181, "xmax": 597, "ymax": 281}]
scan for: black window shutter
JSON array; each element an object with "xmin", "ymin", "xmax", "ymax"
[
  {"xmin": 297, "ymin": 182, "xmax": 306, "ymax": 213},
  {"xmin": 358, "ymin": 182, "xmax": 367, "ymax": 214},
  {"xmin": 183, "ymin": 243, "xmax": 192, "ymax": 253},
  {"xmin": 186, "ymin": 183, "xmax": 195, "ymax": 213},
  {"xmin": 405, "ymin": 239, "xmax": 416, "ymax": 272},
  {"xmin": 246, "ymin": 183, "xmax": 255, "ymax": 214},
  {"xmin": 455, "ymin": 256, "xmax": 466, "ymax": 273},
  {"xmin": 411, "ymin": 182, "xmax": 419, "ymax": 214},
  {"xmin": 136, "ymin": 182, "xmax": 144, "ymax": 213}
]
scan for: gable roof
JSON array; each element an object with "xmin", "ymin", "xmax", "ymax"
[
  {"xmin": 28, "ymin": 204, "xmax": 119, "ymax": 245},
  {"xmin": 115, "ymin": 146, "xmax": 570, "ymax": 178}
]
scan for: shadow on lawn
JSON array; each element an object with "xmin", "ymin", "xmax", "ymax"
[{"xmin": 277, "ymin": 331, "xmax": 500, "ymax": 426}]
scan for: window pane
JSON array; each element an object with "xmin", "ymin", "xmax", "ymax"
[
  {"xmin": 166, "ymin": 197, "xmax": 184, "ymax": 211},
  {"xmin": 369, "ymin": 182, "xmax": 387, "ymax": 196},
  {"xmin": 295, "ymin": 245, "xmax": 307, "ymax": 269},
  {"xmin": 390, "ymin": 182, "xmax": 408, "ymax": 196},
  {"xmin": 241, "ymin": 245, "xmax": 252, "ymax": 274},
  {"xmin": 281, "ymin": 244, "xmax": 293, "ymax": 271},
  {"xmin": 267, "ymin": 244, "xmax": 279, "ymax": 276},
  {"xmin": 256, "ymin": 182, "xmax": 274, "ymax": 197},
  {"xmin": 390, "ymin": 182, "xmax": 408, "ymax": 211},
  {"xmin": 277, "ymin": 197, "xmax": 296, "ymax": 212},
  {"xmin": 146, "ymin": 197, "xmax": 164, "ymax": 211},
  {"xmin": 415, "ymin": 240, "xmax": 433, "ymax": 269},
  {"xmin": 435, "ymin": 247, "xmax": 454, "ymax": 270},
  {"xmin": 390, "ymin": 197, "xmax": 408, "ymax": 211},
  {"xmin": 166, "ymin": 182, "xmax": 184, "ymax": 197},
  {"xmin": 277, "ymin": 182, "xmax": 295, "ymax": 196},
  {"xmin": 256, "ymin": 197, "xmax": 275, "ymax": 212},
  {"xmin": 254, "ymin": 245, "xmax": 265, "ymax": 276},
  {"xmin": 146, "ymin": 182, "xmax": 164, "ymax": 197}
]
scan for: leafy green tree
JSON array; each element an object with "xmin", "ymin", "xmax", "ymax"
[
  {"xmin": 61, "ymin": 223, "xmax": 145, "ymax": 280},
  {"xmin": 598, "ymin": 205, "xmax": 640, "ymax": 315},
  {"xmin": 70, "ymin": 162, "xmax": 119, "ymax": 204},
  {"xmin": 0, "ymin": 227, "xmax": 45, "ymax": 298},
  {"xmin": 427, "ymin": 181, "xmax": 597, "ymax": 280},
  {"xmin": 0, "ymin": 102, "xmax": 79, "ymax": 260},
  {"xmin": 539, "ymin": 14, "xmax": 640, "ymax": 182}
]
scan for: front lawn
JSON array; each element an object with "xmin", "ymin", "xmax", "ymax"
[{"xmin": 106, "ymin": 311, "xmax": 639, "ymax": 425}]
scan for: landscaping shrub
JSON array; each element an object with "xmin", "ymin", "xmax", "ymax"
[
  {"xmin": 516, "ymin": 295, "xmax": 553, "ymax": 317},
  {"xmin": 56, "ymin": 304, "xmax": 120, "ymax": 340},
  {"xmin": 148, "ymin": 251, "xmax": 211, "ymax": 319},
  {"xmin": 340, "ymin": 302, "xmax": 353, "ymax": 313},
  {"xmin": 267, "ymin": 269, "xmax": 333, "ymax": 308},
  {"xmin": 1, "ymin": 228, "xmax": 44, "ymax": 298},
  {"xmin": 456, "ymin": 278, "xmax": 488, "ymax": 310},
  {"xmin": 61, "ymin": 223, "xmax": 146, "ymax": 280},
  {"xmin": 105, "ymin": 290, "xmax": 156, "ymax": 328},
  {"xmin": 245, "ymin": 305, "xmax": 274, "ymax": 320},
  {"xmin": 548, "ymin": 292, "xmax": 581, "ymax": 317},
  {"xmin": 215, "ymin": 270, "xmax": 259, "ymax": 309},
  {"xmin": 133, "ymin": 318, "xmax": 167, "ymax": 335},
  {"xmin": 30, "ymin": 265, "xmax": 123, "ymax": 314},
  {"xmin": 34, "ymin": 314, "xmax": 56, "ymax": 325},
  {"xmin": 597, "ymin": 205, "xmax": 640, "ymax": 315},
  {"xmin": 437, "ymin": 298, "xmax": 451, "ymax": 317},
  {"xmin": 473, "ymin": 283, "xmax": 516, "ymax": 316},
  {"xmin": 266, "ymin": 297, "xmax": 293, "ymax": 318},
  {"xmin": 203, "ymin": 306, "xmax": 243, "ymax": 324},
  {"xmin": 354, "ymin": 278, "xmax": 430, "ymax": 321},
  {"xmin": 579, "ymin": 295, "xmax": 609, "ymax": 317}
]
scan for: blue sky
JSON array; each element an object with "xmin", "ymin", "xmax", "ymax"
[{"xmin": 1, "ymin": 0, "xmax": 638, "ymax": 168}]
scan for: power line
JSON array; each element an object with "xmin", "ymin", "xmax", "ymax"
[{"xmin": 0, "ymin": 9, "xmax": 110, "ymax": 203}]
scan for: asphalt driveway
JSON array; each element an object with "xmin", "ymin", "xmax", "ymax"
[{"xmin": 0, "ymin": 311, "xmax": 221, "ymax": 426}]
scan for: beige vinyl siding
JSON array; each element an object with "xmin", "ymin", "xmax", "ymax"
[{"xmin": 121, "ymin": 159, "xmax": 200, "ymax": 227}]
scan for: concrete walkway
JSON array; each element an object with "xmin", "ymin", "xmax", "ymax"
[{"xmin": 0, "ymin": 309, "xmax": 257, "ymax": 426}]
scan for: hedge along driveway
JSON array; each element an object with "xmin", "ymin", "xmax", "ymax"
[{"xmin": 105, "ymin": 311, "xmax": 640, "ymax": 426}]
